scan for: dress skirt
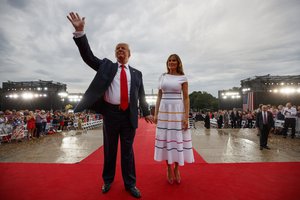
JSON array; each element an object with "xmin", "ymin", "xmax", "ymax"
[{"xmin": 154, "ymin": 92, "xmax": 194, "ymax": 166}]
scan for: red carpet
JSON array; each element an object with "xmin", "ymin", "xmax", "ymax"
[{"xmin": 1, "ymin": 120, "xmax": 300, "ymax": 200}]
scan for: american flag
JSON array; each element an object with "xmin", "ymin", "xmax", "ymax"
[{"xmin": 243, "ymin": 92, "xmax": 254, "ymax": 111}]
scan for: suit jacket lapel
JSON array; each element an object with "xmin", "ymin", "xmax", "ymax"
[
  {"xmin": 129, "ymin": 66, "xmax": 136, "ymax": 101},
  {"xmin": 111, "ymin": 63, "xmax": 118, "ymax": 80}
]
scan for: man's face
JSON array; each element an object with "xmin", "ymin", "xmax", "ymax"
[
  {"xmin": 115, "ymin": 43, "xmax": 130, "ymax": 64},
  {"xmin": 262, "ymin": 106, "xmax": 267, "ymax": 112}
]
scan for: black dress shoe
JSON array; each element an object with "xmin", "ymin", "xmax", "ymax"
[
  {"xmin": 102, "ymin": 183, "xmax": 111, "ymax": 193},
  {"xmin": 260, "ymin": 147, "xmax": 263, "ymax": 150},
  {"xmin": 126, "ymin": 186, "xmax": 141, "ymax": 198},
  {"xmin": 264, "ymin": 146, "xmax": 270, "ymax": 150}
]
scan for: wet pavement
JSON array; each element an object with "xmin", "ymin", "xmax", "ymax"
[
  {"xmin": 192, "ymin": 122, "xmax": 300, "ymax": 163},
  {"xmin": 0, "ymin": 130, "xmax": 103, "ymax": 163},
  {"xmin": 1, "ymin": 122, "xmax": 300, "ymax": 163}
]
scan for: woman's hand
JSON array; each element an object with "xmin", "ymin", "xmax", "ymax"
[
  {"xmin": 153, "ymin": 116, "xmax": 158, "ymax": 124},
  {"xmin": 182, "ymin": 118, "xmax": 188, "ymax": 130},
  {"xmin": 67, "ymin": 12, "xmax": 85, "ymax": 32}
]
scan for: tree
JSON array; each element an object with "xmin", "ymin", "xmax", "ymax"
[{"xmin": 189, "ymin": 91, "xmax": 218, "ymax": 111}]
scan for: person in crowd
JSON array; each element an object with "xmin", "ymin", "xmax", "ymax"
[
  {"xmin": 204, "ymin": 112, "xmax": 211, "ymax": 129},
  {"xmin": 0, "ymin": 111, "xmax": 5, "ymax": 124},
  {"xmin": 237, "ymin": 111, "xmax": 243, "ymax": 128},
  {"xmin": 63, "ymin": 113, "xmax": 70, "ymax": 131},
  {"xmin": 189, "ymin": 112, "xmax": 196, "ymax": 128},
  {"xmin": 217, "ymin": 110, "xmax": 223, "ymax": 129},
  {"xmin": 23, "ymin": 110, "xmax": 28, "ymax": 126},
  {"xmin": 26, "ymin": 111, "xmax": 36, "ymax": 139},
  {"xmin": 35, "ymin": 110, "xmax": 43, "ymax": 138},
  {"xmin": 296, "ymin": 106, "xmax": 300, "ymax": 134},
  {"xmin": 4, "ymin": 110, "xmax": 13, "ymax": 124},
  {"xmin": 58, "ymin": 112, "xmax": 64, "ymax": 131},
  {"xmin": 77, "ymin": 113, "xmax": 84, "ymax": 130},
  {"xmin": 273, "ymin": 105, "xmax": 285, "ymax": 135},
  {"xmin": 241, "ymin": 111, "xmax": 247, "ymax": 128},
  {"xmin": 46, "ymin": 111, "xmax": 52, "ymax": 133},
  {"xmin": 223, "ymin": 110, "xmax": 230, "ymax": 128},
  {"xmin": 256, "ymin": 105, "xmax": 274, "ymax": 150},
  {"xmin": 276, "ymin": 105, "xmax": 285, "ymax": 120},
  {"xmin": 67, "ymin": 12, "xmax": 153, "ymax": 198},
  {"xmin": 10, "ymin": 111, "xmax": 25, "ymax": 141},
  {"xmin": 40, "ymin": 110, "xmax": 47, "ymax": 135},
  {"xmin": 246, "ymin": 111, "xmax": 254, "ymax": 128},
  {"xmin": 195, "ymin": 112, "xmax": 204, "ymax": 121},
  {"xmin": 282, "ymin": 102, "xmax": 297, "ymax": 139},
  {"xmin": 230, "ymin": 108, "xmax": 238, "ymax": 128},
  {"xmin": 256, "ymin": 104, "xmax": 263, "ymax": 136},
  {"xmin": 271, "ymin": 105, "xmax": 277, "ymax": 119},
  {"xmin": 153, "ymin": 54, "xmax": 194, "ymax": 185},
  {"xmin": 256, "ymin": 104, "xmax": 263, "ymax": 113},
  {"xmin": 52, "ymin": 112, "xmax": 59, "ymax": 131}
]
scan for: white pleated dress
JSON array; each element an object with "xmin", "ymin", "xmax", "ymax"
[{"xmin": 154, "ymin": 74, "xmax": 195, "ymax": 166}]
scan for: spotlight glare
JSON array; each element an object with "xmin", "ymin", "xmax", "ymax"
[
  {"xmin": 280, "ymin": 87, "xmax": 296, "ymax": 94},
  {"xmin": 22, "ymin": 92, "xmax": 34, "ymax": 99},
  {"xmin": 58, "ymin": 92, "xmax": 68, "ymax": 97}
]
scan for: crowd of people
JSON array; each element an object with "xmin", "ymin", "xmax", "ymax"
[
  {"xmin": 0, "ymin": 109, "xmax": 101, "ymax": 142},
  {"xmin": 195, "ymin": 103, "xmax": 300, "ymax": 137},
  {"xmin": 1, "ymin": 102, "xmax": 300, "ymax": 142}
]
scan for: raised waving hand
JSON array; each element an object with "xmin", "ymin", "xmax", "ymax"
[{"xmin": 67, "ymin": 12, "xmax": 85, "ymax": 32}]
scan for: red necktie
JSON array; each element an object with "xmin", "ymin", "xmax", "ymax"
[{"xmin": 120, "ymin": 65, "xmax": 128, "ymax": 110}]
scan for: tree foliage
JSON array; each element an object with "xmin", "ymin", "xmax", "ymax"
[{"xmin": 189, "ymin": 91, "xmax": 218, "ymax": 111}]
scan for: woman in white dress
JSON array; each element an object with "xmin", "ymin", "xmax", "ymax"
[{"xmin": 154, "ymin": 54, "xmax": 194, "ymax": 184}]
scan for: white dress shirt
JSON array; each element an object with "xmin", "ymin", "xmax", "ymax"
[
  {"xmin": 73, "ymin": 31, "xmax": 85, "ymax": 38},
  {"xmin": 283, "ymin": 107, "xmax": 297, "ymax": 119},
  {"xmin": 104, "ymin": 63, "xmax": 131, "ymax": 105}
]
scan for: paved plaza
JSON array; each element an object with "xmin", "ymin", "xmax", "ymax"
[{"xmin": 1, "ymin": 122, "xmax": 300, "ymax": 163}]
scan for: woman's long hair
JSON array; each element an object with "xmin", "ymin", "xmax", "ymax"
[{"xmin": 166, "ymin": 54, "xmax": 185, "ymax": 75}]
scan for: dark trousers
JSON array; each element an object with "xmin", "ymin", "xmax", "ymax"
[
  {"xmin": 260, "ymin": 125, "xmax": 270, "ymax": 147},
  {"xmin": 231, "ymin": 120, "xmax": 236, "ymax": 128},
  {"xmin": 283, "ymin": 118, "xmax": 296, "ymax": 137},
  {"xmin": 217, "ymin": 120, "xmax": 223, "ymax": 128},
  {"xmin": 247, "ymin": 119, "xmax": 253, "ymax": 128},
  {"xmin": 42, "ymin": 122, "xmax": 47, "ymax": 133},
  {"xmin": 102, "ymin": 103, "xmax": 136, "ymax": 189},
  {"xmin": 35, "ymin": 123, "xmax": 42, "ymax": 138}
]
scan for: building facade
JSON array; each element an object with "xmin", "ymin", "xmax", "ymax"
[
  {"xmin": 241, "ymin": 75, "xmax": 300, "ymax": 110},
  {"xmin": 1, "ymin": 80, "xmax": 67, "ymax": 111},
  {"xmin": 218, "ymin": 75, "xmax": 300, "ymax": 111}
]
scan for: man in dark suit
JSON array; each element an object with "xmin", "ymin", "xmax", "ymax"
[
  {"xmin": 67, "ymin": 12, "xmax": 153, "ymax": 198},
  {"xmin": 256, "ymin": 105, "xmax": 274, "ymax": 150},
  {"xmin": 230, "ymin": 108, "xmax": 238, "ymax": 128}
]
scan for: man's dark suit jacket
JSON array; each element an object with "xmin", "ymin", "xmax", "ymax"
[
  {"xmin": 73, "ymin": 35, "xmax": 149, "ymax": 129},
  {"xmin": 256, "ymin": 111, "xmax": 275, "ymax": 130}
]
